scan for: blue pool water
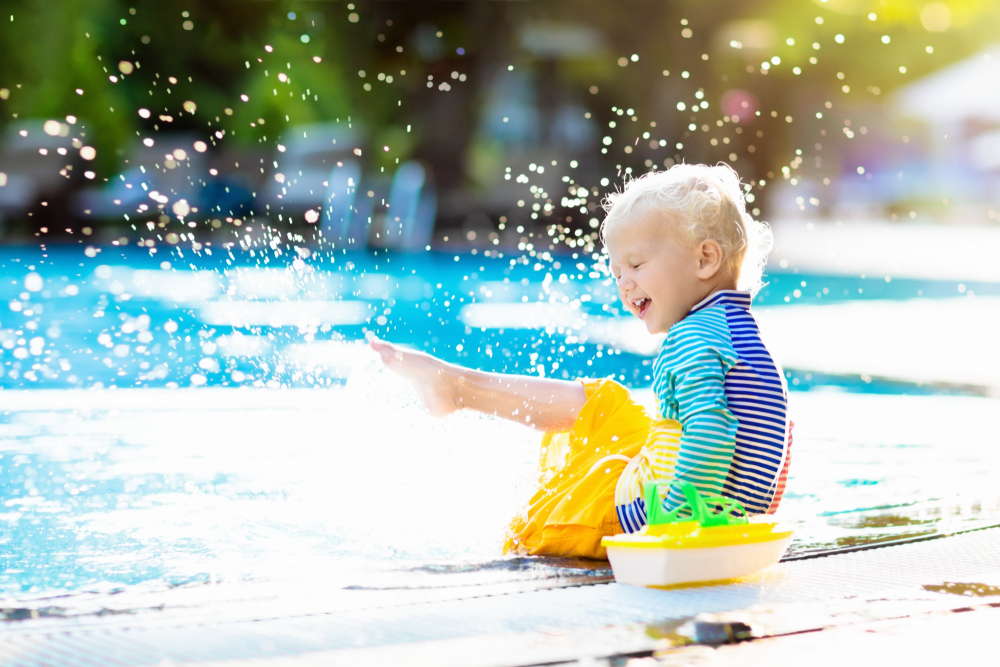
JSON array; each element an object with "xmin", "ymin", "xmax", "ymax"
[
  {"xmin": 1, "ymin": 243, "xmax": 999, "ymax": 618},
  {"xmin": 1, "ymin": 245, "xmax": 996, "ymax": 392}
]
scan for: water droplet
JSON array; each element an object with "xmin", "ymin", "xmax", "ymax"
[{"xmin": 24, "ymin": 273, "xmax": 43, "ymax": 292}]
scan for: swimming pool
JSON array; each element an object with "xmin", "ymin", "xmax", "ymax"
[
  {"xmin": 2, "ymin": 244, "xmax": 999, "ymax": 621},
  {"xmin": 3, "ymin": 245, "xmax": 997, "ymax": 392}
]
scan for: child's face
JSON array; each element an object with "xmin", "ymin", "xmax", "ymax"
[{"xmin": 604, "ymin": 212, "xmax": 707, "ymax": 334}]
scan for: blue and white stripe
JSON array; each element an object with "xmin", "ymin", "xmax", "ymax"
[{"xmin": 650, "ymin": 290, "xmax": 789, "ymax": 516}]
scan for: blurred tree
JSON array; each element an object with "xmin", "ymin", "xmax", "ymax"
[{"xmin": 1, "ymin": 0, "xmax": 998, "ymax": 232}]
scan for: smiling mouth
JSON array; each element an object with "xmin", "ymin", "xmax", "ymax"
[{"xmin": 630, "ymin": 297, "xmax": 650, "ymax": 318}]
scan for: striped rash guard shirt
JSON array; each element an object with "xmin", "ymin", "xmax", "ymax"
[{"xmin": 616, "ymin": 290, "xmax": 790, "ymax": 531}]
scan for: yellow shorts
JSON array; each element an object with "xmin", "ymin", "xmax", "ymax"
[{"xmin": 503, "ymin": 378, "xmax": 652, "ymax": 560}]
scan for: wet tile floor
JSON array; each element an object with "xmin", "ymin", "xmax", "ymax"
[{"xmin": 2, "ymin": 525, "xmax": 999, "ymax": 666}]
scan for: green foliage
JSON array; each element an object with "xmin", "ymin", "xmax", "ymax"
[
  {"xmin": 0, "ymin": 0, "xmax": 998, "ymax": 207},
  {"xmin": 0, "ymin": 0, "xmax": 364, "ymax": 175}
]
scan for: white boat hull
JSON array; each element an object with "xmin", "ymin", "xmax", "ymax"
[{"xmin": 606, "ymin": 536, "xmax": 793, "ymax": 587}]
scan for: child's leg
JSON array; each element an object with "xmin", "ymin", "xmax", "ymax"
[
  {"xmin": 506, "ymin": 379, "xmax": 653, "ymax": 559},
  {"xmin": 369, "ymin": 337, "xmax": 587, "ymax": 432},
  {"xmin": 613, "ymin": 418, "xmax": 683, "ymax": 532}
]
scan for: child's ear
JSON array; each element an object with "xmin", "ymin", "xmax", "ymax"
[{"xmin": 695, "ymin": 240, "xmax": 724, "ymax": 279}]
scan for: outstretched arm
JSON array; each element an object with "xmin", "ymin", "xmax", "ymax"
[{"xmin": 369, "ymin": 337, "xmax": 587, "ymax": 432}]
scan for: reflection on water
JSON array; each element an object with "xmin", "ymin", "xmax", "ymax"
[
  {"xmin": 923, "ymin": 582, "xmax": 1000, "ymax": 598},
  {"xmin": 2, "ymin": 383, "xmax": 1000, "ymax": 624},
  {"xmin": 773, "ymin": 391, "xmax": 1000, "ymax": 557},
  {"xmin": 846, "ymin": 514, "xmax": 936, "ymax": 528},
  {"xmin": 345, "ymin": 557, "xmax": 615, "ymax": 591},
  {"xmin": 2, "ymin": 246, "xmax": 997, "ymax": 394},
  {"xmin": 0, "ymin": 380, "xmax": 541, "ymax": 599},
  {"xmin": 2, "ymin": 247, "xmax": 1000, "ymax": 623}
]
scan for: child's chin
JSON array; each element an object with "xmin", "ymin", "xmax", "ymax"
[{"xmin": 643, "ymin": 320, "xmax": 664, "ymax": 335}]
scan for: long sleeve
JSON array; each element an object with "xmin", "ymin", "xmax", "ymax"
[{"xmin": 653, "ymin": 321, "xmax": 739, "ymax": 513}]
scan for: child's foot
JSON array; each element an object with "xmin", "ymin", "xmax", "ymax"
[{"xmin": 368, "ymin": 336, "xmax": 459, "ymax": 417}]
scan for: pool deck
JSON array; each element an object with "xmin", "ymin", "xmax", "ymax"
[
  {"xmin": 670, "ymin": 605, "xmax": 1000, "ymax": 667},
  {"xmin": 3, "ymin": 526, "xmax": 999, "ymax": 666}
]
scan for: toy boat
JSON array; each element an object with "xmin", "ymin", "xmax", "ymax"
[{"xmin": 601, "ymin": 481, "xmax": 793, "ymax": 587}]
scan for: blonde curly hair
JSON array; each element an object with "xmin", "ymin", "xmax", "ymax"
[{"xmin": 600, "ymin": 163, "xmax": 773, "ymax": 296}]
